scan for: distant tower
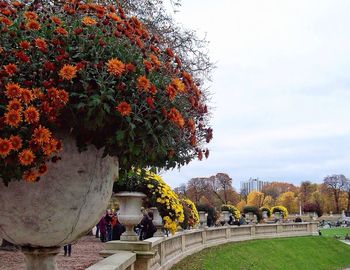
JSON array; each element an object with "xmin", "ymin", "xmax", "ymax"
[{"xmin": 240, "ymin": 178, "xmax": 269, "ymax": 194}]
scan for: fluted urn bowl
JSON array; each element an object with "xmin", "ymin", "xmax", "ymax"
[{"xmin": 0, "ymin": 135, "xmax": 118, "ymax": 248}]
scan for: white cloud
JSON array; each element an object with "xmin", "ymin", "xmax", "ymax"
[{"xmin": 162, "ymin": 0, "xmax": 350, "ymax": 190}]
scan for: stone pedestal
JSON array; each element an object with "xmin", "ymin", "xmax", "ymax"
[{"xmin": 22, "ymin": 247, "xmax": 60, "ymax": 270}]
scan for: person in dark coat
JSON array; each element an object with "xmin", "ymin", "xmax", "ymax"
[
  {"xmin": 112, "ymin": 214, "xmax": 126, "ymax": 240},
  {"xmin": 142, "ymin": 211, "xmax": 157, "ymax": 240}
]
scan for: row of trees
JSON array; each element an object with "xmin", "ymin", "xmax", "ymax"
[{"xmin": 174, "ymin": 173, "xmax": 350, "ymax": 216}]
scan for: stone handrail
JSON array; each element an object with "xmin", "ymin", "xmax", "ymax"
[{"xmin": 89, "ymin": 222, "xmax": 318, "ymax": 270}]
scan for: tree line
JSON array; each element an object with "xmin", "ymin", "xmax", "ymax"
[{"xmin": 174, "ymin": 173, "xmax": 350, "ymax": 216}]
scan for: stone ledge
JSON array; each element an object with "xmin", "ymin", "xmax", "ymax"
[{"xmin": 86, "ymin": 251, "xmax": 136, "ymax": 270}]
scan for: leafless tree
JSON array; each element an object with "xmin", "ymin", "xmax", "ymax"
[{"xmin": 323, "ymin": 174, "xmax": 348, "ymax": 214}]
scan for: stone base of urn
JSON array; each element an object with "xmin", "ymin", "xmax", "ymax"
[
  {"xmin": 0, "ymin": 135, "xmax": 119, "ymax": 270},
  {"xmin": 22, "ymin": 246, "xmax": 60, "ymax": 270},
  {"xmin": 116, "ymin": 192, "xmax": 146, "ymax": 241}
]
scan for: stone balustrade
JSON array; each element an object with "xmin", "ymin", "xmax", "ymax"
[{"xmin": 87, "ymin": 222, "xmax": 318, "ymax": 270}]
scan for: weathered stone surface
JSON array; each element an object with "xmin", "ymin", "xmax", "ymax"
[{"xmin": 0, "ymin": 135, "xmax": 118, "ymax": 247}]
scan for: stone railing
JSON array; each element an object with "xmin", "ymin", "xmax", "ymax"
[{"xmin": 87, "ymin": 222, "xmax": 318, "ymax": 270}]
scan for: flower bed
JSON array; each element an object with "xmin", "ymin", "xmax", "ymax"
[{"xmin": 0, "ymin": 1, "xmax": 212, "ymax": 185}]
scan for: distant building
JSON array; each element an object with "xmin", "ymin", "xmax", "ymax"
[{"xmin": 240, "ymin": 178, "xmax": 269, "ymax": 194}]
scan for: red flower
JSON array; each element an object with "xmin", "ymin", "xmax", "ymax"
[
  {"xmin": 4, "ymin": 110, "xmax": 21, "ymax": 127},
  {"xmin": 15, "ymin": 51, "xmax": 30, "ymax": 62},
  {"xmin": 146, "ymin": 97, "xmax": 155, "ymax": 110},
  {"xmin": 23, "ymin": 106, "xmax": 40, "ymax": 124},
  {"xmin": 3, "ymin": 63, "xmax": 17, "ymax": 76},
  {"xmin": 0, "ymin": 138, "xmax": 12, "ymax": 157},
  {"xmin": 26, "ymin": 20, "xmax": 41, "ymax": 31},
  {"xmin": 10, "ymin": 135, "xmax": 22, "ymax": 151},
  {"xmin": 116, "ymin": 102, "xmax": 131, "ymax": 116},
  {"xmin": 5, "ymin": 83, "xmax": 21, "ymax": 99},
  {"xmin": 137, "ymin": 75, "xmax": 150, "ymax": 92},
  {"xmin": 18, "ymin": 149, "xmax": 35, "ymax": 166}
]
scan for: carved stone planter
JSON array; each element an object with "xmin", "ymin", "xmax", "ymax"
[
  {"xmin": 222, "ymin": 210, "xmax": 230, "ymax": 225},
  {"xmin": 150, "ymin": 207, "xmax": 164, "ymax": 237},
  {"xmin": 0, "ymin": 135, "xmax": 118, "ymax": 270},
  {"xmin": 115, "ymin": 192, "xmax": 146, "ymax": 241},
  {"xmin": 198, "ymin": 211, "xmax": 207, "ymax": 228}
]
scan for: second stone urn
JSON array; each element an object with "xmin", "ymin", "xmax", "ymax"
[{"xmin": 115, "ymin": 191, "xmax": 146, "ymax": 241}]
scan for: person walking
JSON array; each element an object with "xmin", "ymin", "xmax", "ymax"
[
  {"xmin": 63, "ymin": 244, "xmax": 72, "ymax": 256},
  {"xmin": 112, "ymin": 214, "xmax": 126, "ymax": 240},
  {"xmin": 142, "ymin": 211, "xmax": 157, "ymax": 240}
]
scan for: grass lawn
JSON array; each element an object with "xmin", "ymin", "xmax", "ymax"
[
  {"xmin": 171, "ymin": 236, "xmax": 350, "ymax": 270},
  {"xmin": 320, "ymin": 227, "xmax": 350, "ymax": 238}
]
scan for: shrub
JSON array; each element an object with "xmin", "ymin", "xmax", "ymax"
[{"xmin": 303, "ymin": 202, "xmax": 323, "ymax": 217}]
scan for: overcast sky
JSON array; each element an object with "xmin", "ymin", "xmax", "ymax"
[{"xmin": 161, "ymin": 0, "xmax": 350, "ymax": 190}]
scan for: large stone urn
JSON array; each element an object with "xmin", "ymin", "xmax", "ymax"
[
  {"xmin": 0, "ymin": 135, "xmax": 118, "ymax": 270},
  {"xmin": 115, "ymin": 192, "xmax": 146, "ymax": 241}
]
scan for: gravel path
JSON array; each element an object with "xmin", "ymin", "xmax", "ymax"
[{"xmin": 0, "ymin": 236, "xmax": 105, "ymax": 270}]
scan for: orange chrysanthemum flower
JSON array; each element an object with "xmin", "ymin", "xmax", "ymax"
[
  {"xmin": 171, "ymin": 78, "xmax": 186, "ymax": 92},
  {"xmin": 187, "ymin": 118, "xmax": 196, "ymax": 133},
  {"xmin": 51, "ymin": 16, "xmax": 62, "ymax": 25},
  {"xmin": 23, "ymin": 106, "xmax": 40, "ymax": 124},
  {"xmin": 5, "ymin": 83, "xmax": 21, "ymax": 99},
  {"xmin": 4, "ymin": 110, "xmax": 21, "ymax": 127},
  {"xmin": 7, "ymin": 99, "xmax": 22, "ymax": 111},
  {"xmin": 59, "ymin": 64, "xmax": 77, "ymax": 80},
  {"xmin": 82, "ymin": 16, "xmax": 97, "ymax": 26},
  {"xmin": 18, "ymin": 149, "xmax": 35, "ymax": 166},
  {"xmin": 166, "ymin": 85, "xmax": 177, "ymax": 101},
  {"xmin": 58, "ymin": 90, "xmax": 69, "ymax": 104},
  {"xmin": 116, "ymin": 102, "xmax": 131, "ymax": 116},
  {"xmin": 137, "ymin": 75, "xmax": 151, "ymax": 92},
  {"xmin": 32, "ymin": 125, "xmax": 51, "ymax": 145},
  {"xmin": 0, "ymin": 138, "xmax": 12, "ymax": 157},
  {"xmin": 42, "ymin": 139, "xmax": 58, "ymax": 156},
  {"xmin": 107, "ymin": 12, "xmax": 121, "ymax": 22},
  {"xmin": 106, "ymin": 58, "xmax": 125, "ymax": 76},
  {"xmin": 23, "ymin": 170, "xmax": 38, "ymax": 182},
  {"xmin": 168, "ymin": 107, "xmax": 185, "ymax": 128},
  {"xmin": 150, "ymin": 54, "xmax": 161, "ymax": 67},
  {"xmin": 20, "ymin": 88, "xmax": 34, "ymax": 104},
  {"xmin": 26, "ymin": 20, "xmax": 41, "ymax": 30},
  {"xmin": 0, "ymin": 16, "xmax": 12, "ymax": 26},
  {"xmin": 55, "ymin": 26, "xmax": 68, "ymax": 36},
  {"xmin": 24, "ymin": 11, "xmax": 38, "ymax": 20},
  {"xmin": 143, "ymin": 60, "xmax": 153, "ymax": 72},
  {"xmin": 3, "ymin": 63, "xmax": 17, "ymax": 76},
  {"xmin": 9, "ymin": 135, "xmax": 22, "ymax": 151},
  {"xmin": 38, "ymin": 163, "xmax": 48, "ymax": 175},
  {"xmin": 35, "ymin": 38, "xmax": 47, "ymax": 51},
  {"xmin": 12, "ymin": 1, "xmax": 24, "ymax": 8}
]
